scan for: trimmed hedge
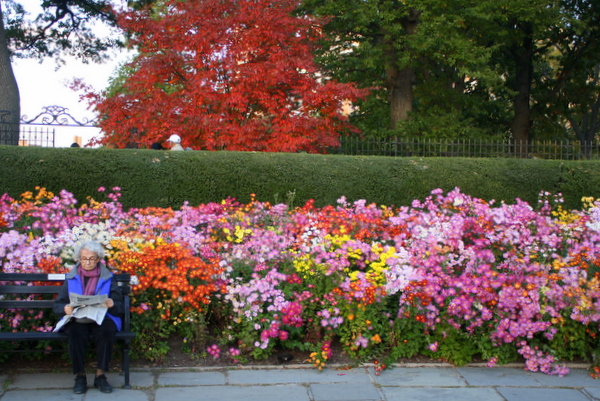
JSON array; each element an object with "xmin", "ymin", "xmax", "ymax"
[{"xmin": 1, "ymin": 146, "xmax": 599, "ymax": 210}]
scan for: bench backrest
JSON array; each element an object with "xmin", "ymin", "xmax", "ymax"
[{"xmin": 0, "ymin": 272, "xmax": 133, "ymax": 330}]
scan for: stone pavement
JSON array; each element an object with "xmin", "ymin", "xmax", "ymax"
[{"xmin": 1, "ymin": 364, "xmax": 600, "ymax": 401}]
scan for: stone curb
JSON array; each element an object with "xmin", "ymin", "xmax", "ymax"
[{"xmin": 3, "ymin": 361, "xmax": 592, "ymax": 374}]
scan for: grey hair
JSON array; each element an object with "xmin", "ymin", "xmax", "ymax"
[{"xmin": 73, "ymin": 240, "xmax": 106, "ymax": 261}]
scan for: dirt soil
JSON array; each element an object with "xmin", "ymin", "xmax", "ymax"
[{"xmin": 1, "ymin": 336, "xmax": 437, "ymax": 374}]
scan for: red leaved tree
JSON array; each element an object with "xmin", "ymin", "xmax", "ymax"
[{"xmin": 87, "ymin": 0, "xmax": 368, "ymax": 152}]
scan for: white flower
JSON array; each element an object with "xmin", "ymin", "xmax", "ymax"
[{"xmin": 130, "ymin": 275, "xmax": 140, "ymax": 286}]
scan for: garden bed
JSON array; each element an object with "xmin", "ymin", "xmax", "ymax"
[
  {"xmin": 0, "ymin": 338, "xmax": 467, "ymax": 374},
  {"xmin": 2, "ymin": 187, "xmax": 600, "ymax": 378}
]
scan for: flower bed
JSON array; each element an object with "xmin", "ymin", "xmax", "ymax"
[{"xmin": 1, "ymin": 187, "xmax": 600, "ymax": 377}]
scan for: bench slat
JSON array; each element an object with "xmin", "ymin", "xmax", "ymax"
[
  {"xmin": 0, "ymin": 300, "xmax": 56, "ymax": 308},
  {"xmin": 0, "ymin": 332, "xmax": 68, "ymax": 341},
  {"xmin": 0, "ymin": 273, "xmax": 65, "ymax": 281},
  {"xmin": 0, "ymin": 285, "xmax": 61, "ymax": 294},
  {"xmin": 0, "ymin": 331, "xmax": 136, "ymax": 341},
  {"xmin": 0, "ymin": 273, "xmax": 131, "ymax": 283}
]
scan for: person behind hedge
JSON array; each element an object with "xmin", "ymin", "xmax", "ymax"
[
  {"xmin": 53, "ymin": 240, "xmax": 124, "ymax": 394},
  {"xmin": 166, "ymin": 133, "xmax": 184, "ymax": 151}
]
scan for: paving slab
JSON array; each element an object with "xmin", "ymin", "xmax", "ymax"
[
  {"xmin": 584, "ymin": 386, "xmax": 600, "ymax": 399},
  {"xmin": 227, "ymin": 367, "xmax": 371, "ymax": 385},
  {"xmin": 128, "ymin": 371, "xmax": 155, "ymax": 388},
  {"xmin": 0, "ymin": 388, "xmax": 83, "ymax": 401},
  {"xmin": 85, "ymin": 388, "xmax": 150, "ymax": 401},
  {"xmin": 7, "ymin": 371, "xmax": 148, "ymax": 391},
  {"xmin": 457, "ymin": 367, "xmax": 541, "ymax": 387},
  {"xmin": 497, "ymin": 387, "xmax": 591, "ymax": 401},
  {"xmin": 7, "ymin": 372, "xmax": 72, "ymax": 389},
  {"xmin": 382, "ymin": 387, "xmax": 505, "ymax": 401},
  {"xmin": 372, "ymin": 367, "xmax": 466, "ymax": 387},
  {"xmin": 0, "ymin": 374, "xmax": 6, "ymax": 396},
  {"xmin": 528, "ymin": 369, "xmax": 600, "ymax": 387},
  {"xmin": 155, "ymin": 384, "xmax": 310, "ymax": 401},
  {"xmin": 310, "ymin": 382, "xmax": 382, "ymax": 401},
  {"xmin": 158, "ymin": 370, "xmax": 226, "ymax": 386},
  {"xmin": 5, "ymin": 365, "xmax": 600, "ymax": 401}
]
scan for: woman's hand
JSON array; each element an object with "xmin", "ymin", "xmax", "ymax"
[
  {"xmin": 64, "ymin": 305, "xmax": 74, "ymax": 315},
  {"xmin": 105, "ymin": 298, "xmax": 114, "ymax": 308}
]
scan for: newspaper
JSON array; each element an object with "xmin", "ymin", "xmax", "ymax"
[{"xmin": 53, "ymin": 293, "xmax": 108, "ymax": 332}]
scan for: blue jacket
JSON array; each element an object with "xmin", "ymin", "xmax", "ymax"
[{"xmin": 53, "ymin": 264, "xmax": 124, "ymax": 331}]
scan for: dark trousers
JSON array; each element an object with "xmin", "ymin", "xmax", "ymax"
[{"xmin": 64, "ymin": 317, "xmax": 117, "ymax": 374}]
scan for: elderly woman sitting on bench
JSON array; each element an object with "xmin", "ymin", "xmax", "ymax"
[{"xmin": 53, "ymin": 240, "xmax": 124, "ymax": 394}]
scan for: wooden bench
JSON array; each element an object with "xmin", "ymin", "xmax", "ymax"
[{"xmin": 0, "ymin": 272, "xmax": 136, "ymax": 388}]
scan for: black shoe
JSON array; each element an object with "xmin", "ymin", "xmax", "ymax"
[
  {"xmin": 94, "ymin": 374, "xmax": 113, "ymax": 393},
  {"xmin": 73, "ymin": 374, "xmax": 87, "ymax": 394}
]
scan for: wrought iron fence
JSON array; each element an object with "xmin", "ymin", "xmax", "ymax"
[
  {"xmin": 21, "ymin": 105, "xmax": 98, "ymax": 127},
  {"xmin": 1, "ymin": 120, "xmax": 55, "ymax": 147},
  {"xmin": 18, "ymin": 126, "xmax": 56, "ymax": 147},
  {"xmin": 334, "ymin": 137, "xmax": 600, "ymax": 160},
  {"xmin": 0, "ymin": 123, "xmax": 55, "ymax": 147},
  {"xmin": 0, "ymin": 106, "xmax": 96, "ymax": 147}
]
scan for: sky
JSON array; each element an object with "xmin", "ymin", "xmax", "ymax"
[
  {"xmin": 10, "ymin": 1, "xmax": 130, "ymax": 148},
  {"xmin": 13, "ymin": 55, "xmax": 125, "ymax": 148}
]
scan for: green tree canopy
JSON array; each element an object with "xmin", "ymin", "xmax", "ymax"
[{"xmin": 300, "ymin": 0, "xmax": 600, "ymax": 143}]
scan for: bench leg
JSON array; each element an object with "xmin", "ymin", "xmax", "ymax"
[{"xmin": 122, "ymin": 340, "xmax": 132, "ymax": 389}]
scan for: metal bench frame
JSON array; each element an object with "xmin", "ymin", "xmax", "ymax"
[{"xmin": 0, "ymin": 272, "xmax": 136, "ymax": 388}]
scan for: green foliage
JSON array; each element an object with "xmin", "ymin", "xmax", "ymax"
[
  {"xmin": 395, "ymin": 107, "xmax": 495, "ymax": 139},
  {"xmin": 536, "ymin": 311, "xmax": 600, "ymax": 364},
  {"xmin": 300, "ymin": 0, "xmax": 600, "ymax": 142},
  {"xmin": 4, "ymin": 1, "xmax": 123, "ymax": 62},
  {"xmin": 386, "ymin": 317, "xmax": 428, "ymax": 361},
  {"xmin": 129, "ymin": 286, "xmax": 209, "ymax": 362},
  {"xmin": 2, "ymin": 146, "xmax": 600, "ymax": 211},
  {"xmin": 433, "ymin": 330, "xmax": 479, "ymax": 367}
]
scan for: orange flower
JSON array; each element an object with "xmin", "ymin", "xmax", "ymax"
[{"xmin": 115, "ymin": 242, "xmax": 224, "ymax": 313}]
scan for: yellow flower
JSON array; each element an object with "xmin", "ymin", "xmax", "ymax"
[
  {"xmin": 582, "ymin": 196, "xmax": 595, "ymax": 209},
  {"xmin": 325, "ymin": 234, "xmax": 351, "ymax": 247},
  {"xmin": 579, "ymin": 296, "xmax": 592, "ymax": 309},
  {"xmin": 552, "ymin": 259, "xmax": 566, "ymax": 270},
  {"xmin": 233, "ymin": 226, "xmax": 252, "ymax": 243},
  {"xmin": 371, "ymin": 243, "xmax": 384, "ymax": 254},
  {"xmin": 347, "ymin": 248, "xmax": 363, "ymax": 259}
]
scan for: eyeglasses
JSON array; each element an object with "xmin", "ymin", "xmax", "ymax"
[{"xmin": 80, "ymin": 257, "xmax": 99, "ymax": 263}]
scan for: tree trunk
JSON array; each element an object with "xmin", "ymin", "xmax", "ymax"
[
  {"xmin": 568, "ymin": 92, "xmax": 600, "ymax": 159},
  {"xmin": 510, "ymin": 23, "xmax": 533, "ymax": 155},
  {"xmin": 387, "ymin": 8, "xmax": 420, "ymax": 131},
  {"xmin": 387, "ymin": 65, "xmax": 415, "ymax": 130},
  {"xmin": 0, "ymin": 2, "xmax": 21, "ymax": 146}
]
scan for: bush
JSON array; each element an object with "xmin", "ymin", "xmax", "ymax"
[{"xmin": 1, "ymin": 146, "xmax": 599, "ymax": 210}]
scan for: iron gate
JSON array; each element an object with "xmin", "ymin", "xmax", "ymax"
[{"xmin": 1, "ymin": 106, "xmax": 98, "ymax": 147}]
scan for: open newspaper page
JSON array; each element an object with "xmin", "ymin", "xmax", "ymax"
[{"xmin": 53, "ymin": 293, "xmax": 108, "ymax": 332}]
